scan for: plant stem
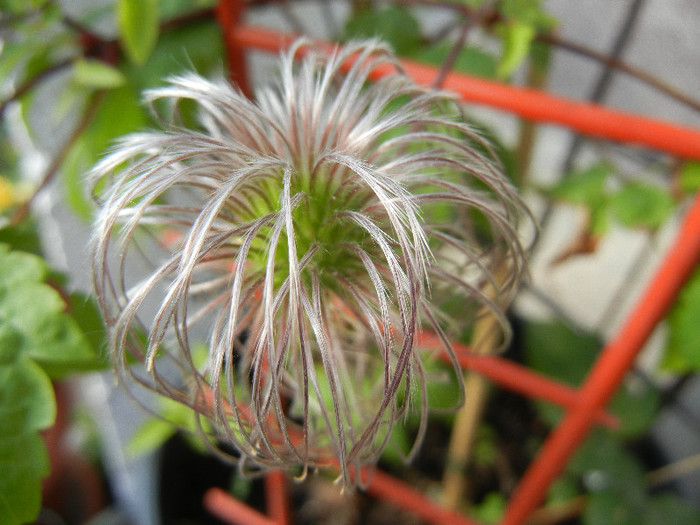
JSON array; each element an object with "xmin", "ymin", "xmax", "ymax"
[
  {"xmin": 10, "ymin": 92, "xmax": 104, "ymax": 226},
  {"xmin": 646, "ymin": 452, "xmax": 700, "ymax": 487},
  {"xmin": 524, "ymin": 495, "xmax": 587, "ymax": 525},
  {"xmin": 515, "ymin": 39, "xmax": 551, "ymax": 187},
  {"xmin": 0, "ymin": 59, "xmax": 75, "ymax": 119},
  {"xmin": 441, "ymin": 273, "xmax": 506, "ymax": 510},
  {"xmin": 432, "ymin": 0, "xmax": 494, "ymax": 89}
]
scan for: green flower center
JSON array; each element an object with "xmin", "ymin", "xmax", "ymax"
[{"xmin": 238, "ymin": 165, "xmax": 392, "ymax": 296}]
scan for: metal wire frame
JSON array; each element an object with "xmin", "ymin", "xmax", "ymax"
[{"xmin": 209, "ymin": 2, "xmax": 700, "ymax": 523}]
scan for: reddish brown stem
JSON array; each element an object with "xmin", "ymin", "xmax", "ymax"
[{"xmin": 10, "ymin": 92, "xmax": 104, "ymax": 226}]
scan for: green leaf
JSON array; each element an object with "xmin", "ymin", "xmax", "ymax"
[
  {"xmin": 73, "ymin": 59, "xmax": 126, "ymax": 89},
  {"xmin": 664, "ymin": 267, "xmax": 700, "ymax": 372},
  {"xmin": 0, "ymin": 355, "xmax": 56, "ymax": 432},
  {"xmin": 67, "ymin": 292, "xmax": 106, "ymax": 360},
  {"xmin": 344, "ymin": 6, "xmax": 421, "ymax": 56},
  {"xmin": 117, "ymin": 0, "xmax": 159, "ymax": 66},
  {"xmin": 522, "ymin": 320, "xmax": 600, "ymax": 425},
  {"xmin": 575, "ymin": 432, "xmax": 700, "ymax": 525},
  {"xmin": 0, "ymin": 219, "xmax": 42, "ymax": 255},
  {"xmin": 0, "ymin": 244, "xmax": 47, "ymax": 286},
  {"xmin": 523, "ymin": 319, "xmax": 659, "ymax": 435},
  {"xmin": 497, "ymin": 20, "xmax": 536, "ymax": 78},
  {"xmin": 126, "ymin": 17, "xmax": 223, "ymax": 90},
  {"xmin": 62, "ymin": 85, "xmax": 147, "ymax": 219},
  {"xmin": 546, "ymin": 163, "xmax": 612, "ymax": 234},
  {"xmin": 528, "ymin": 38, "xmax": 552, "ymax": 75},
  {"xmin": 416, "ymin": 44, "xmax": 497, "ymax": 79},
  {"xmin": 128, "ymin": 394, "xmax": 211, "ymax": 457},
  {"xmin": 0, "ymin": 356, "xmax": 53, "ymax": 525},
  {"xmin": 127, "ymin": 417, "xmax": 177, "ymax": 457},
  {"xmin": 609, "ymin": 182, "xmax": 674, "ymax": 230},
  {"xmin": 0, "ymin": 244, "xmax": 105, "ymax": 523},
  {"xmin": 643, "ymin": 493, "xmax": 700, "ymax": 525},
  {"xmin": 584, "ymin": 489, "xmax": 645, "ymax": 525},
  {"xmin": 523, "ymin": 320, "xmax": 601, "ymax": 386},
  {"xmin": 679, "ymin": 160, "xmax": 700, "ymax": 195},
  {"xmin": 470, "ymin": 492, "xmax": 507, "ymax": 524},
  {"xmin": 571, "ymin": 430, "xmax": 646, "ymax": 498},
  {"xmin": 499, "ymin": 0, "xmax": 555, "ymax": 28},
  {"xmin": 608, "ymin": 378, "xmax": 659, "ymax": 437},
  {"xmin": 0, "ymin": 245, "xmax": 105, "ymax": 377},
  {"xmin": 0, "ymin": 324, "xmax": 23, "ymax": 365},
  {"xmin": 0, "ymin": 0, "xmax": 46, "ymax": 12},
  {"xmin": 546, "ymin": 474, "xmax": 580, "ymax": 505},
  {"xmin": 28, "ymin": 310, "xmax": 103, "ymax": 377},
  {"xmin": 0, "ymin": 430, "xmax": 49, "ymax": 525},
  {"xmin": 547, "ymin": 163, "xmax": 610, "ymax": 207}
]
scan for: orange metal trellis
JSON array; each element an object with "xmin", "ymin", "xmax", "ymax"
[{"xmin": 211, "ymin": 3, "xmax": 700, "ymax": 524}]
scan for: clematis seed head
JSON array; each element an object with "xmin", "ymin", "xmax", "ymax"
[{"xmin": 90, "ymin": 39, "xmax": 528, "ymax": 487}]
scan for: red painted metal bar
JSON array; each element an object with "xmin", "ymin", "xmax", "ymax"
[
  {"xmin": 228, "ymin": 25, "xmax": 700, "ymax": 160},
  {"xmin": 418, "ymin": 332, "xmax": 618, "ymax": 428},
  {"xmin": 264, "ymin": 470, "xmax": 291, "ymax": 525},
  {"xmin": 216, "ymin": 0, "xmax": 251, "ymax": 98},
  {"xmin": 204, "ymin": 487, "xmax": 279, "ymax": 525},
  {"xmin": 502, "ymin": 192, "xmax": 700, "ymax": 524},
  {"xmin": 366, "ymin": 470, "xmax": 481, "ymax": 525}
]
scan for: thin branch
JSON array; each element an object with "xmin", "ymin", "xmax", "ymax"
[
  {"xmin": 432, "ymin": 0, "xmax": 495, "ymax": 89},
  {"xmin": 538, "ymin": 32, "xmax": 700, "ymax": 114},
  {"xmin": 10, "ymin": 92, "xmax": 104, "ymax": 226},
  {"xmin": 0, "ymin": 59, "xmax": 75, "ymax": 119},
  {"xmin": 440, "ymin": 265, "xmax": 509, "ymax": 510},
  {"xmin": 647, "ymin": 452, "xmax": 700, "ymax": 487},
  {"xmin": 400, "ymin": 0, "xmax": 700, "ymax": 113}
]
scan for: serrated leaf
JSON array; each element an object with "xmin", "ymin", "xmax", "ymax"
[
  {"xmin": 28, "ymin": 312, "xmax": 103, "ymax": 377},
  {"xmin": 0, "ymin": 245, "xmax": 104, "ymax": 377},
  {"xmin": 609, "ymin": 182, "xmax": 674, "ymax": 230},
  {"xmin": 73, "ymin": 59, "xmax": 126, "ymax": 89},
  {"xmin": 117, "ymin": 0, "xmax": 159, "ymax": 66},
  {"xmin": 664, "ymin": 267, "xmax": 700, "ymax": 372},
  {"xmin": 0, "ymin": 355, "xmax": 56, "ymax": 432},
  {"xmin": 497, "ymin": 21, "xmax": 536, "ymax": 78}
]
